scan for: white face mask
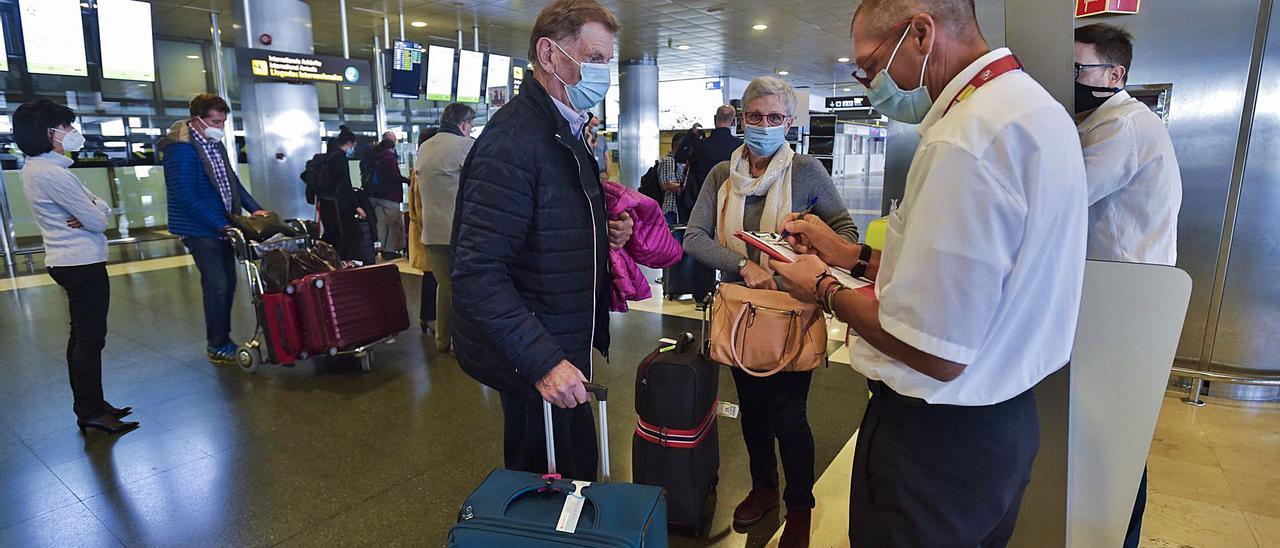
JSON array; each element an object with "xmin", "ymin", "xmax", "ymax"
[
  {"xmin": 51, "ymin": 128, "xmax": 85, "ymax": 153},
  {"xmin": 197, "ymin": 117, "xmax": 226, "ymax": 141}
]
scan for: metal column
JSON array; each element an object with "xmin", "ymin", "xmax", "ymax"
[
  {"xmin": 232, "ymin": 0, "xmax": 321, "ymax": 220},
  {"xmin": 209, "ymin": 10, "xmax": 238, "ymax": 174},
  {"xmin": 618, "ymin": 58, "xmax": 658, "ymax": 189}
]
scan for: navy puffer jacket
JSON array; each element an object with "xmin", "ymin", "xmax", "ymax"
[{"xmin": 451, "ymin": 77, "xmax": 610, "ymax": 397}]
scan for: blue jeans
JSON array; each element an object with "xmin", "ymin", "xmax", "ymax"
[{"xmin": 184, "ymin": 236, "xmax": 237, "ymax": 348}]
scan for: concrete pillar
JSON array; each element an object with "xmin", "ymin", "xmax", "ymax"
[
  {"xmin": 618, "ymin": 58, "xmax": 658, "ymax": 188},
  {"xmin": 231, "ymin": 0, "xmax": 321, "ymax": 220}
]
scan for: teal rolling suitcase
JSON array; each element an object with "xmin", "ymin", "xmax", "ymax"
[{"xmin": 448, "ymin": 383, "xmax": 668, "ymax": 547}]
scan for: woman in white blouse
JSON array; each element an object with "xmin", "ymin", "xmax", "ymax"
[{"xmin": 15, "ymin": 99, "xmax": 138, "ymax": 436}]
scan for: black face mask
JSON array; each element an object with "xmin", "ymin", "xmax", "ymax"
[{"xmin": 1075, "ymin": 81, "xmax": 1121, "ymax": 114}]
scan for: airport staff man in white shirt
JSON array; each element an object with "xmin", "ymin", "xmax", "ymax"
[
  {"xmin": 1075, "ymin": 23, "xmax": 1183, "ymax": 548},
  {"xmin": 1075, "ymin": 23, "xmax": 1182, "ymax": 266},
  {"xmin": 773, "ymin": 0, "xmax": 1088, "ymax": 545}
]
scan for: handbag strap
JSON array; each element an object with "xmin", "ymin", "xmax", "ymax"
[{"xmin": 727, "ymin": 303, "xmax": 806, "ymax": 378}]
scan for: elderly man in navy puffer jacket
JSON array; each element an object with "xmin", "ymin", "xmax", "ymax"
[
  {"xmin": 158, "ymin": 94, "xmax": 266, "ymax": 366},
  {"xmin": 451, "ymin": 0, "xmax": 634, "ymax": 481}
]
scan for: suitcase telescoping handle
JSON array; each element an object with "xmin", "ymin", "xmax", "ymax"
[{"xmin": 543, "ymin": 382, "xmax": 610, "ymax": 482}]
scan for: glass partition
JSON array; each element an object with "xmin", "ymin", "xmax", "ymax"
[{"xmin": 157, "ymin": 40, "xmax": 208, "ymax": 102}]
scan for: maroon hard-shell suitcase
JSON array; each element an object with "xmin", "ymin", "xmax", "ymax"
[{"xmin": 289, "ymin": 263, "xmax": 410, "ymax": 357}]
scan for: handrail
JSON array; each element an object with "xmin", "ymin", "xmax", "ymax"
[{"xmin": 1170, "ymin": 365, "xmax": 1280, "ymax": 407}]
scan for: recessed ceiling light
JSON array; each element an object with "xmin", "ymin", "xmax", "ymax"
[
  {"xmin": 343, "ymin": 86, "xmax": 352, "ymax": 90},
  {"xmin": 752, "ymin": 24, "xmax": 768, "ymax": 31},
  {"xmin": 138, "ymin": 83, "xmax": 148, "ymax": 87},
  {"xmin": 837, "ymin": 57, "xmax": 850, "ymax": 63},
  {"xmin": 777, "ymin": 70, "xmax": 789, "ymax": 76},
  {"xmin": 411, "ymin": 21, "xmax": 427, "ymax": 28},
  {"xmin": 842, "ymin": 87, "xmax": 852, "ymax": 92},
  {"xmin": 676, "ymin": 44, "xmax": 690, "ymax": 50},
  {"xmin": 186, "ymin": 55, "xmax": 200, "ymax": 60}
]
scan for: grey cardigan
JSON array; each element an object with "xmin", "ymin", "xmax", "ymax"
[
  {"xmin": 21, "ymin": 152, "xmax": 111, "ymax": 267},
  {"xmin": 684, "ymin": 154, "xmax": 859, "ymax": 282}
]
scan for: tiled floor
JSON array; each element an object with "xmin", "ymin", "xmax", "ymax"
[{"xmin": 3, "ymin": 254, "xmax": 1279, "ymax": 547}]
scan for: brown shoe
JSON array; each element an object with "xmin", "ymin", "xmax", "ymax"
[
  {"xmin": 732, "ymin": 488, "xmax": 780, "ymax": 527},
  {"xmin": 779, "ymin": 509, "xmax": 811, "ymax": 548}
]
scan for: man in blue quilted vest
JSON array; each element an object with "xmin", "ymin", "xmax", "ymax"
[{"xmin": 158, "ymin": 94, "xmax": 267, "ymax": 365}]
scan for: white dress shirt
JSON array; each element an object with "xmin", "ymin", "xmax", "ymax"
[
  {"xmin": 1078, "ymin": 90, "xmax": 1182, "ymax": 265},
  {"xmin": 849, "ymin": 48, "xmax": 1089, "ymax": 406}
]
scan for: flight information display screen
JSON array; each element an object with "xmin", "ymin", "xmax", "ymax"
[
  {"xmin": 456, "ymin": 50, "xmax": 484, "ymax": 103},
  {"xmin": 389, "ymin": 40, "xmax": 425, "ymax": 99},
  {"xmin": 425, "ymin": 45, "xmax": 455, "ymax": 102},
  {"xmin": 98, "ymin": 0, "xmax": 156, "ymax": 81},
  {"xmin": 20, "ymin": 0, "xmax": 88, "ymax": 77}
]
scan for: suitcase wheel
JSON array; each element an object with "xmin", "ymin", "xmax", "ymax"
[
  {"xmin": 313, "ymin": 279, "xmax": 325, "ymax": 289},
  {"xmin": 359, "ymin": 351, "xmax": 374, "ymax": 372},
  {"xmin": 327, "ymin": 347, "xmax": 338, "ymax": 357},
  {"xmin": 285, "ymin": 285, "xmax": 295, "ymax": 295},
  {"xmin": 298, "ymin": 351, "xmax": 309, "ymax": 360},
  {"xmin": 236, "ymin": 345, "xmax": 258, "ymax": 373}
]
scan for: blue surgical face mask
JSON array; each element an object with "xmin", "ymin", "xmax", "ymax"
[
  {"xmin": 548, "ymin": 40, "xmax": 611, "ymax": 111},
  {"xmin": 866, "ymin": 26, "xmax": 934, "ymax": 124},
  {"xmin": 345, "ymin": 146, "xmax": 355, "ymax": 158},
  {"xmin": 743, "ymin": 123, "xmax": 787, "ymax": 158}
]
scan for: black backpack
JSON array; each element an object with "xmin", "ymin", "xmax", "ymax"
[
  {"xmin": 300, "ymin": 153, "xmax": 336, "ymax": 204},
  {"xmin": 359, "ymin": 152, "xmax": 381, "ymax": 192},
  {"xmin": 638, "ymin": 160, "xmax": 663, "ymax": 204}
]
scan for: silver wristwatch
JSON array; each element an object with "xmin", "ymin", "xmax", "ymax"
[{"xmin": 737, "ymin": 258, "xmax": 749, "ymax": 272}]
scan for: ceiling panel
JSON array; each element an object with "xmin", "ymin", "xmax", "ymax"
[{"xmin": 149, "ymin": 0, "xmax": 866, "ymax": 94}]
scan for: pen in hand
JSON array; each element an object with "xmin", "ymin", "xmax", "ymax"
[{"xmin": 781, "ymin": 196, "xmax": 819, "ymax": 240}]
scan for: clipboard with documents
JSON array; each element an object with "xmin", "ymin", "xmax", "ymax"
[{"xmin": 734, "ymin": 231, "xmax": 872, "ymax": 291}]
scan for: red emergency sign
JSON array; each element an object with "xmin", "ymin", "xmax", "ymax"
[{"xmin": 1076, "ymin": 0, "xmax": 1140, "ymax": 17}]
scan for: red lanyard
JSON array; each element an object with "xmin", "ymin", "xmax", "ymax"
[{"xmin": 943, "ymin": 54, "xmax": 1023, "ymax": 117}]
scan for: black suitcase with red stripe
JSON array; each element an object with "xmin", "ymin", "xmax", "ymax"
[{"xmin": 632, "ymin": 333, "xmax": 719, "ymax": 535}]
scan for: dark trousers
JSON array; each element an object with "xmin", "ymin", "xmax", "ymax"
[
  {"xmin": 850, "ymin": 381, "xmax": 1039, "ymax": 547},
  {"xmin": 732, "ymin": 368, "xmax": 816, "ymax": 510},
  {"xmin": 691, "ymin": 262, "xmax": 717, "ymax": 305},
  {"xmin": 184, "ymin": 236, "xmax": 237, "ymax": 348},
  {"xmin": 47, "ymin": 263, "xmax": 109, "ymax": 419},
  {"xmin": 1123, "ymin": 466, "xmax": 1147, "ymax": 548},
  {"xmin": 419, "ymin": 272, "xmax": 437, "ymax": 324},
  {"xmin": 500, "ymin": 391, "xmax": 599, "ymax": 481}
]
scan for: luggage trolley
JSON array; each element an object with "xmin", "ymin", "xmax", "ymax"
[{"xmin": 225, "ymin": 220, "xmax": 393, "ymax": 373}]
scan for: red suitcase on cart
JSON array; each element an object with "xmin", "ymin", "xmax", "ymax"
[
  {"xmin": 261, "ymin": 293, "xmax": 303, "ymax": 365},
  {"xmin": 289, "ymin": 263, "xmax": 410, "ymax": 358}
]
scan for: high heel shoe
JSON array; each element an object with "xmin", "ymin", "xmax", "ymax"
[
  {"xmin": 77, "ymin": 414, "xmax": 140, "ymax": 435},
  {"xmin": 104, "ymin": 402, "xmax": 133, "ymax": 418}
]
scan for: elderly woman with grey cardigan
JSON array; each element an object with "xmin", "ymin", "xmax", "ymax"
[
  {"xmin": 684, "ymin": 77, "xmax": 858, "ymax": 547},
  {"xmin": 15, "ymin": 99, "xmax": 138, "ymax": 436}
]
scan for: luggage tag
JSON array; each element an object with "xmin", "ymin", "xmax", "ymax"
[
  {"xmin": 657, "ymin": 338, "xmax": 678, "ymax": 353},
  {"xmin": 556, "ymin": 480, "xmax": 593, "ymax": 533},
  {"xmin": 717, "ymin": 401, "xmax": 740, "ymax": 419}
]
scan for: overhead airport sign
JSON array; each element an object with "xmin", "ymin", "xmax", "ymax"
[
  {"xmin": 1075, "ymin": 0, "xmax": 1140, "ymax": 18},
  {"xmin": 826, "ymin": 95, "xmax": 872, "ymax": 110},
  {"xmin": 237, "ymin": 49, "xmax": 370, "ymax": 85}
]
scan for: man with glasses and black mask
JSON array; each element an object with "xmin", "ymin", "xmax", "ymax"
[
  {"xmin": 772, "ymin": 1, "xmax": 1088, "ymax": 545},
  {"xmin": 451, "ymin": 0, "xmax": 633, "ymax": 482},
  {"xmin": 1075, "ymin": 22, "xmax": 1182, "ymax": 548}
]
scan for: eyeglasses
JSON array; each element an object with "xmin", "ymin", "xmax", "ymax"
[
  {"xmin": 850, "ymin": 20, "xmax": 913, "ymax": 87},
  {"xmin": 1074, "ymin": 62, "xmax": 1115, "ymax": 79},
  {"xmin": 743, "ymin": 111, "xmax": 790, "ymax": 127}
]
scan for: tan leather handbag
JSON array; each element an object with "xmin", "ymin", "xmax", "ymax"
[{"xmin": 708, "ymin": 283, "xmax": 827, "ymax": 377}]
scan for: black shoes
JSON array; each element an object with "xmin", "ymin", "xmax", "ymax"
[
  {"xmin": 104, "ymin": 402, "xmax": 132, "ymax": 418},
  {"xmin": 779, "ymin": 509, "xmax": 812, "ymax": 548},
  {"xmin": 732, "ymin": 488, "xmax": 780, "ymax": 527},
  {"xmin": 78, "ymin": 413, "xmax": 140, "ymax": 435}
]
